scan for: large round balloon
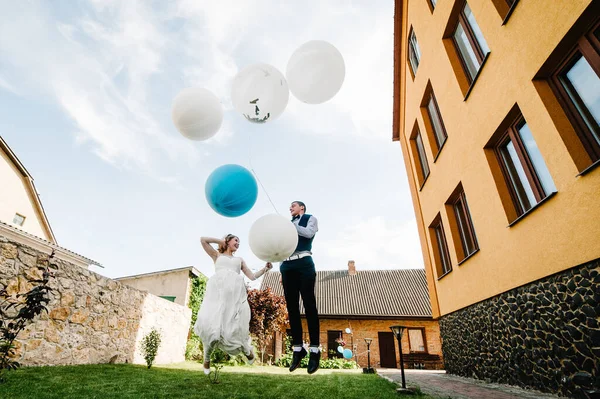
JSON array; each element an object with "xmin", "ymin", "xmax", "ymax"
[
  {"xmin": 286, "ymin": 40, "xmax": 345, "ymax": 104},
  {"xmin": 248, "ymin": 214, "xmax": 298, "ymax": 262},
  {"xmin": 343, "ymin": 349, "xmax": 353, "ymax": 359},
  {"xmin": 205, "ymin": 165, "xmax": 257, "ymax": 217},
  {"xmin": 231, "ymin": 63, "xmax": 289, "ymax": 124},
  {"xmin": 172, "ymin": 88, "xmax": 223, "ymax": 140}
]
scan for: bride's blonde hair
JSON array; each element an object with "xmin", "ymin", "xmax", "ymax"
[{"xmin": 218, "ymin": 234, "xmax": 238, "ymax": 253}]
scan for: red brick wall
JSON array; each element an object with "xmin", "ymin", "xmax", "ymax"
[{"xmin": 265, "ymin": 317, "xmax": 444, "ymax": 370}]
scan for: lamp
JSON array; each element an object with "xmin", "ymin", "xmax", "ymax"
[
  {"xmin": 390, "ymin": 325, "xmax": 408, "ymax": 389},
  {"xmin": 362, "ymin": 338, "xmax": 374, "ymax": 374}
]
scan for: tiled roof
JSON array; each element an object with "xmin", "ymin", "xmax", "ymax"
[
  {"xmin": 260, "ymin": 269, "xmax": 432, "ymax": 318},
  {"xmin": 116, "ymin": 266, "xmax": 204, "ymax": 280}
]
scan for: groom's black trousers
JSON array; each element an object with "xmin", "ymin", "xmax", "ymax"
[{"xmin": 280, "ymin": 257, "xmax": 320, "ymax": 347}]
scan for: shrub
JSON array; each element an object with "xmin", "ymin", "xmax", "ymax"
[{"xmin": 140, "ymin": 328, "xmax": 161, "ymax": 369}]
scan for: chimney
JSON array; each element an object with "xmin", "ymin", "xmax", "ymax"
[{"xmin": 348, "ymin": 260, "xmax": 356, "ymax": 276}]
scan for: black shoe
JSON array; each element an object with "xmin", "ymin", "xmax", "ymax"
[
  {"xmin": 307, "ymin": 350, "xmax": 320, "ymax": 374},
  {"xmin": 289, "ymin": 348, "xmax": 307, "ymax": 372}
]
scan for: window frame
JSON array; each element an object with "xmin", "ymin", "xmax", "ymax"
[
  {"xmin": 548, "ymin": 21, "xmax": 600, "ymax": 165},
  {"xmin": 410, "ymin": 124, "xmax": 430, "ymax": 189},
  {"xmin": 451, "ymin": 2, "xmax": 489, "ymax": 84},
  {"xmin": 448, "ymin": 188, "xmax": 479, "ymax": 263},
  {"xmin": 407, "ymin": 328, "xmax": 428, "ymax": 353},
  {"xmin": 494, "ymin": 116, "xmax": 554, "ymax": 217},
  {"xmin": 425, "ymin": 91, "xmax": 448, "ymax": 155},
  {"xmin": 408, "ymin": 27, "xmax": 421, "ymax": 78},
  {"xmin": 429, "ymin": 214, "xmax": 452, "ymax": 279},
  {"xmin": 12, "ymin": 213, "xmax": 26, "ymax": 227}
]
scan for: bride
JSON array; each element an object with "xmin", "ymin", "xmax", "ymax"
[{"xmin": 194, "ymin": 234, "xmax": 272, "ymax": 374}]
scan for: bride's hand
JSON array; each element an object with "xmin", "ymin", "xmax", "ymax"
[{"xmin": 265, "ymin": 262, "xmax": 273, "ymax": 270}]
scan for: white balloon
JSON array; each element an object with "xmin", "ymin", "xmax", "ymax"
[
  {"xmin": 231, "ymin": 63, "xmax": 289, "ymax": 124},
  {"xmin": 286, "ymin": 40, "xmax": 345, "ymax": 104},
  {"xmin": 249, "ymin": 214, "xmax": 298, "ymax": 262},
  {"xmin": 172, "ymin": 88, "xmax": 223, "ymax": 141},
  {"xmin": 345, "ymin": 328, "xmax": 352, "ymax": 334}
]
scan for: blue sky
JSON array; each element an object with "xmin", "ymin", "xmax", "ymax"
[{"xmin": 0, "ymin": 0, "xmax": 423, "ymax": 279}]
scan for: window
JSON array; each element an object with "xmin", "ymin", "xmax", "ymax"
[
  {"xmin": 159, "ymin": 296, "xmax": 176, "ymax": 302},
  {"xmin": 549, "ymin": 20, "xmax": 600, "ymax": 168},
  {"xmin": 408, "ymin": 28, "xmax": 421, "ymax": 77},
  {"xmin": 327, "ymin": 330, "xmax": 343, "ymax": 359},
  {"xmin": 493, "ymin": 114, "xmax": 557, "ymax": 218},
  {"xmin": 410, "ymin": 124, "xmax": 430, "ymax": 187},
  {"xmin": 425, "ymin": 91, "xmax": 448, "ymax": 153},
  {"xmin": 12, "ymin": 213, "xmax": 25, "ymax": 226},
  {"xmin": 491, "ymin": 0, "xmax": 520, "ymax": 22},
  {"xmin": 429, "ymin": 215, "xmax": 452, "ymax": 278},
  {"xmin": 446, "ymin": 185, "xmax": 479, "ymax": 262},
  {"xmin": 408, "ymin": 328, "xmax": 427, "ymax": 353},
  {"xmin": 452, "ymin": 2, "xmax": 490, "ymax": 85}
]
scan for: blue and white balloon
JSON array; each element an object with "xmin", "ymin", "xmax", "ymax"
[{"xmin": 205, "ymin": 164, "xmax": 257, "ymax": 217}]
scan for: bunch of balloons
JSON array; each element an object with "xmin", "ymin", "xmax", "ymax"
[{"xmin": 171, "ymin": 40, "xmax": 345, "ymax": 262}]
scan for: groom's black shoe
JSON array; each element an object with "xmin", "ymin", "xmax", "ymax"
[
  {"xmin": 289, "ymin": 348, "xmax": 307, "ymax": 372},
  {"xmin": 307, "ymin": 350, "xmax": 320, "ymax": 374}
]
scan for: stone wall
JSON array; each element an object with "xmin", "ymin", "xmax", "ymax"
[
  {"xmin": 439, "ymin": 259, "xmax": 599, "ymax": 398},
  {"xmin": 0, "ymin": 234, "xmax": 191, "ymax": 366}
]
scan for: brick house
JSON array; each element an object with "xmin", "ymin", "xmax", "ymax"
[{"xmin": 260, "ymin": 261, "xmax": 444, "ymax": 370}]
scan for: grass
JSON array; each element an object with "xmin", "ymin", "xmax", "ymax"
[{"xmin": 0, "ymin": 362, "xmax": 431, "ymax": 399}]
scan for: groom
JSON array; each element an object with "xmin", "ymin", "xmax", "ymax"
[{"xmin": 280, "ymin": 201, "xmax": 320, "ymax": 374}]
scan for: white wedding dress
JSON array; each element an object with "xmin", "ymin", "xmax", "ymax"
[{"xmin": 194, "ymin": 255, "xmax": 253, "ymax": 360}]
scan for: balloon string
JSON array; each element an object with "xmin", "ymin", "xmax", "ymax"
[{"xmin": 247, "ymin": 130, "xmax": 280, "ymax": 215}]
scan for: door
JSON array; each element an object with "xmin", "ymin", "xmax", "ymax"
[
  {"xmin": 378, "ymin": 332, "xmax": 397, "ymax": 368},
  {"xmin": 327, "ymin": 330, "xmax": 343, "ymax": 358}
]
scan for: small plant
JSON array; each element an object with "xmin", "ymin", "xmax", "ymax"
[
  {"xmin": 0, "ymin": 249, "xmax": 55, "ymax": 382},
  {"xmin": 140, "ymin": 328, "xmax": 161, "ymax": 369},
  {"xmin": 208, "ymin": 348, "xmax": 227, "ymax": 384}
]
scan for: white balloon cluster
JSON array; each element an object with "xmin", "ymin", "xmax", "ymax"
[
  {"xmin": 171, "ymin": 40, "xmax": 345, "ymax": 139},
  {"xmin": 170, "ymin": 41, "xmax": 345, "ymax": 262}
]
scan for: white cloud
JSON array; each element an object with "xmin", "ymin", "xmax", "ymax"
[
  {"xmin": 0, "ymin": 1, "xmax": 198, "ymax": 178},
  {"xmin": 319, "ymin": 216, "xmax": 424, "ymax": 271},
  {"xmin": 0, "ymin": 75, "xmax": 19, "ymax": 95}
]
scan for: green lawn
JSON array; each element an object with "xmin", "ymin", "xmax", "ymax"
[{"xmin": 0, "ymin": 362, "xmax": 429, "ymax": 399}]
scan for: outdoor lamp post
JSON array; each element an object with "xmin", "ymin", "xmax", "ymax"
[
  {"xmin": 390, "ymin": 325, "xmax": 408, "ymax": 389},
  {"xmin": 363, "ymin": 338, "xmax": 374, "ymax": 374}
]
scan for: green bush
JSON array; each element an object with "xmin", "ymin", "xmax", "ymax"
[
  {"xmin": 275, "ymin": 353, "xmax": 358, "ymax": 369},
  {"xmin": 140, "ymin": 329, "xmax": 161, "ymax": 369}
]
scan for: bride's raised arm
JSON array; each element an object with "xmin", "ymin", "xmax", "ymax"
[
  {"xmin": 200, "ymin": 237, "xmax": 223, "ymax": 263},
  {"xmin": 241, "ymin": 259, "xmax": 273, "ymax": 281}
]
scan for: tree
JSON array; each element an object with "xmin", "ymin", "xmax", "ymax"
[{"xmin": 247, "ymin": 288, "xmax": 288, "ymax": 364}]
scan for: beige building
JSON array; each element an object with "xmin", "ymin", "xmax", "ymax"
[
  {"xmin": 392, "ymin": 0, "xmax": 599, "ymax": 396},
  {"xmin": 0, "ymin": 135, "xmax": 56, "ymax": 243},
  {"xmin": 116, "ymin": 266, "xmax": 203, "ymax": 307}
]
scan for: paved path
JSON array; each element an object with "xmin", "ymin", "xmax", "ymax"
[{"xmin": 377, "ymin": 369, "xmax": 561, "ymax": 399}]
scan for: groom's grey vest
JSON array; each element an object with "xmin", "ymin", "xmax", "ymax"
[{"xmin": 295, "ymin": 214, "xmax": 315, "ymax": 253}]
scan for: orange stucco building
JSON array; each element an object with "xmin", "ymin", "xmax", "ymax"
[{"xmin": 392, "ymin": 0, "xmax": 599, "ymax": 396}]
